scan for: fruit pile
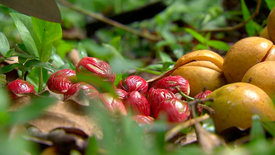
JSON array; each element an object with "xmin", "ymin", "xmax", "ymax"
[{"xmin": 5, "ymin": 8, "xmax": 275, "ymax": 137}]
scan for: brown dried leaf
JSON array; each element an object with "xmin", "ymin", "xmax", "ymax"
[{"xmin": 29, "ymin": 100, "xmax": 102, "ymax": 138}]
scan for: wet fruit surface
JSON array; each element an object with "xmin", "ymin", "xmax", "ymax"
[
  {"xmin": 242, "ymin": 61, "xmax": 275, "ymax": 98},
  {"xmin": 223, "ymin": 37, "xmax": 273, "ymax": 83},
  {"xmin": 171, "ymin": 50, "xmax": 225, "ymax": 96},
  {"xmin": 7, "ymin": 79, "xmax": 35, "ymax": 97},
  {"xmin": 207, "ymin": 82, "xmax": 275, "ymax": 133}
]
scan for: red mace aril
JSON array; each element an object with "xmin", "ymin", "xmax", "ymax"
[
  {"xmin": 194, "ymin": 90, "xmax": 212, "ymax": 99},
  {"xmin": 134, "ymin": 115, "xmax": 154, "ymax": 125},
  {"xmin": 153, "ymin": 75, "xmax": 190, "ymax": 96},
  {"xmin": 47, "ymin": 69, "xmax": 76, "ymax": 94},
  {"xmin": 116, "ymin": 88, "xmax": 128, "ymax": 100},
  {"xmin": 159, "ymin": 98, "xmax": 190, "ymax": 123},
  {"xmin": 7, "ymin": 79, "xmax": 35, "ymax": 98},
  {"xmin": 125, "ymin": 91, "xmax": 150, "ymax": 116},
  {"xmin": 147, "ymin": 88, "xmax": 177, "ymax": 118},
  {"xmin": 194, "ymin": 90, "xmax": 212, "ymax": 114},
  {"xmin": 76, "ymin": 57, "xmax": 115, "ymax": 83},
  {"xmin": 64, "ymin": 82, "xmax": 99, "ymax": 101},
  {"xmin": 100, "ymin": 93, "xmax": 127, "ymax": 115},
  {"xmin": 119, "ymin": 75, "xmax": 148, "ymax": 94}
]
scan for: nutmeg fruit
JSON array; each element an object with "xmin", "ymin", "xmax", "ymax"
[
  {"xmin": 76, "ymin": 57, "xmax": 115, "ymax": 83},
  {"xmin": 207, "ymin": 82, "xmax": 275, "ymax": 133},
  {"xmin": 7, "ymin": 79, "xmax": 35, "ymax": 98},
  {"xmin": 119, "ymin": 75, "xmax": 148, "ymax": 94},
  {"xmin": 223, "ymin": 37, "xmax": 275, "ymax": 83},
  {"xmin": 242, "ymin": 61, "xmax": 275, "ymax": 98},
  {"xmin": 171, "ymin": 50, "xmax": 225, "ymax": 96},
  {"xmin": 267, "ymin": 7, "xmax": 275, "ymax": 42},
  {"xmin": 47, "ymin": 69, "xmax": 76, "ymax": 94},
  {"xmin": 125, "ymin": 91, "xmax": 150, "ymax": 116}
]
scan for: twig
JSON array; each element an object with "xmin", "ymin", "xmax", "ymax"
[
  {"xmin": 201, "ymin": 0, "xmax": 262, "ymax": 32},
  {"xmin": 198, "ymin": 103, "xmax": 215, "ymax": 115},
  {"xmin": 58, "ymin": 0, "xmax": 161, "ymax": 42},
  {"xmin": 176, "ymin": 87, "xmax": 194, "ymax": 101},
  {"xmin": 165, "ymin": 114, "xmax": 210, "ymax": 141},
  {"xmin": 188, "ymin": 98, "xmax": 214, "ymax": 105}
]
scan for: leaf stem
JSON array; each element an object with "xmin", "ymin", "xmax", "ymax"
[
  {"xmin": 38, "ymin": 67, "xmax": 43, "ymax": 92},
  {"xmin": 176, "ymin": 87, "xmax": 194, "ymax": 101}
]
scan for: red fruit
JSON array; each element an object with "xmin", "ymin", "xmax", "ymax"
[
  {"xmin": 7, "ymin": 79, "xmax": 35, "ymax": 98},
  {"xmin": 47, "ymin": 69, "xmax": 76, "ymax": 94},
  {"xmin": 194, "ymin": 90, "xmax": 212, "ymax": 114},
  {"xmin": 153, "ymin": 75, "xmax": 190, "ymax": 96},
  {"xmin": 100, "ymin": 93, "xmax": 127, "ymax": 115},
  {"xmin": 134, "ymin": 115, "xmax": 154, "ymax": 125},
  {"xmin": 119, "ymin": 75, "xmax": 148, "ymax": 94},
  {"xmin": 76, "ymin": 57, "xmax": 115, "ymax": 83},
  {"xmin": 125, "ymin": 91, "xmax": 150, "ymax": 116},
  {"xmin": 160, "ymin": 98, "xmax": 190, "ymax": 123},
  {"xmin": 148, "ymin": 88, "xmax": 177, "ymax": 118},
  {"xmin": 64, "ymin": 82, "xmax": 99, "ymax": 101},
  {"xmin": 194, "ymin": 90, "xmax": 212, "ymax": 99},
  {"xmin": 116, "ymin": 88, "xmax": 128, "ymax": 100}
]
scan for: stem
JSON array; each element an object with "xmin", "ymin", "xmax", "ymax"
[
  {"xmin": 136, "ymin": 67, "xmax": 161, "ymax": 75},
  {"xmin": 58, "ymin": 0, "xmax": 161, "ymax": 41},
  {"xmin": 200, "ymin": 0, "xmax": 262, "ymax": 32},
  {"xmin": 38, "ymin": 67, "xmax": 43, "ymax": 92},
  {"xmin": 176, "ymin": 87, "xmax": 194, "ymax": 101}
]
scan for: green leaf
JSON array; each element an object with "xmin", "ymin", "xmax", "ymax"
[
  {"xmin": 9, "ymin": 96, "xmax": 56, "ymax": 125},
  {"xmin": 265, "ymin": 0, "xmax": 275, "ymax": 10},
  {"xmin": 241, "ymin": 0, "xmax": 256, "ymax": 36},
  {"xmin": 250, "ymin": 115, "xmax": 265, "ymax": 141},
  {"xmin": 0, "ymin": 74, "xmax": 6, "ymax": 87},
  {"xmin": 110, "ymin": 36, "xmax": 121, "ymax": 50},
  {"xmin": 0, "ymin": 63, "xmax": 20, "ymax": 74},
  {"xmin": 207, "ymin": 40, "xmax": 230, "ymax": 50},
  {"xmin": 31, "ymin": 17, "xmax": 62, "ymax": 62},
  {"xmin": 184, "ymin": 28, "xmax": 206, "ymax": 43},
  {"xmin": 262, "ymin": 121, "xmax": 275, "ymax": 137},
  {"xmin": 10, "ymin": 13, "xmax": 39, "ymax": 57},
  {"xmin": 85, "ymin": 136, "xmax": 98, "ymax": 155},
  {"xmin": 158, "ymin": 51, "xmax": 173, "ymax": 62},
  {"xmin": 0, "ymin": 32, "xmax": 10, "ymax": 56}
]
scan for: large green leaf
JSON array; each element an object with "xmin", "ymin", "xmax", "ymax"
[
  {"xmin": 250, "ymin": 115, "xmax": 265, "ymax": 141},
  {"xmin": 31, "ymin": 17, "xmax": 62, "ymax": 62},
  {"xmin": 0, "ymin": 0, "xmax": 61, "ymax": 23},
  {"xmin": 10, "ymin": 13, "xmax": 39, "ymax": 57},
  {"xmin": 241, "ymin": 0, "xmax": 256, "ymax": 36},
  {"xmin": 0, "ymin": 32, "xmax": 10, "ymax": 57}
]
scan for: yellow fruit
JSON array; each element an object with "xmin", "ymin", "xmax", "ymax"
[
  {"xmin": 242, "ymin": 61, "xmax": 275, "ymax": 98},
  {"xmin": 207, "ymin": 82, "xmax": 275, "ymax": 133},
  {"xmin": 260, "ymin": 26, "xmax": 270, "ymax": 40},
  {"xmin": 174, "ymin": 50, "xmax": 224, "ymax": 70},
  {"xmin": 172, "ymin": 50, "xmax": 225, "ymax": 96},
  {"xmin": 267, "ymin": 7, "xmax": 275, "ymax": 42},
  {"xmin": 223, "ymin": 37, "xmax": 273, "ymax": 83}
]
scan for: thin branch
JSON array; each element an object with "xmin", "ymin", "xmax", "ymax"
[
  {"xmin": 201, "ymin": 0, "xmax": 262, "ymax": 32},
  {"xmin": 58, "ymin": 0, "xmax": 161, "ymax": 41},
  {"xmin": 165, "ymin": 114, "xmax": 210, "ymax": 141}
]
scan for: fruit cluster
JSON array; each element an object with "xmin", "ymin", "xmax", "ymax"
[{"xmin": 6, "ymin": 56, "xmax": 214, "ymax": 126}]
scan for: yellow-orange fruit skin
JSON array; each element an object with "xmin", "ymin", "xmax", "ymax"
[
  {"xmin": 174, "ymin": 50, "xmax": 224, "ymax": 70},
  {"xmin": 242, "ymin": 61, "xmax": 275, "ymax": 98},
  {"xmin": 223, "ymin": 37, "xmax": 273, "ymax": 83},
  {"xmin": 172, "ymin": 65, "xmax": 225, "ymax": 96},
  {"xmin": 267, "ymin": 7, "xmax": 275, "ymax": 42},
  {"xmin": 260, "ymin": 26, "xmax": 270, "ymax": 40},
  {"xmin": 207, "ymin": 82, "xmax": 275, "ymax": 133}
]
